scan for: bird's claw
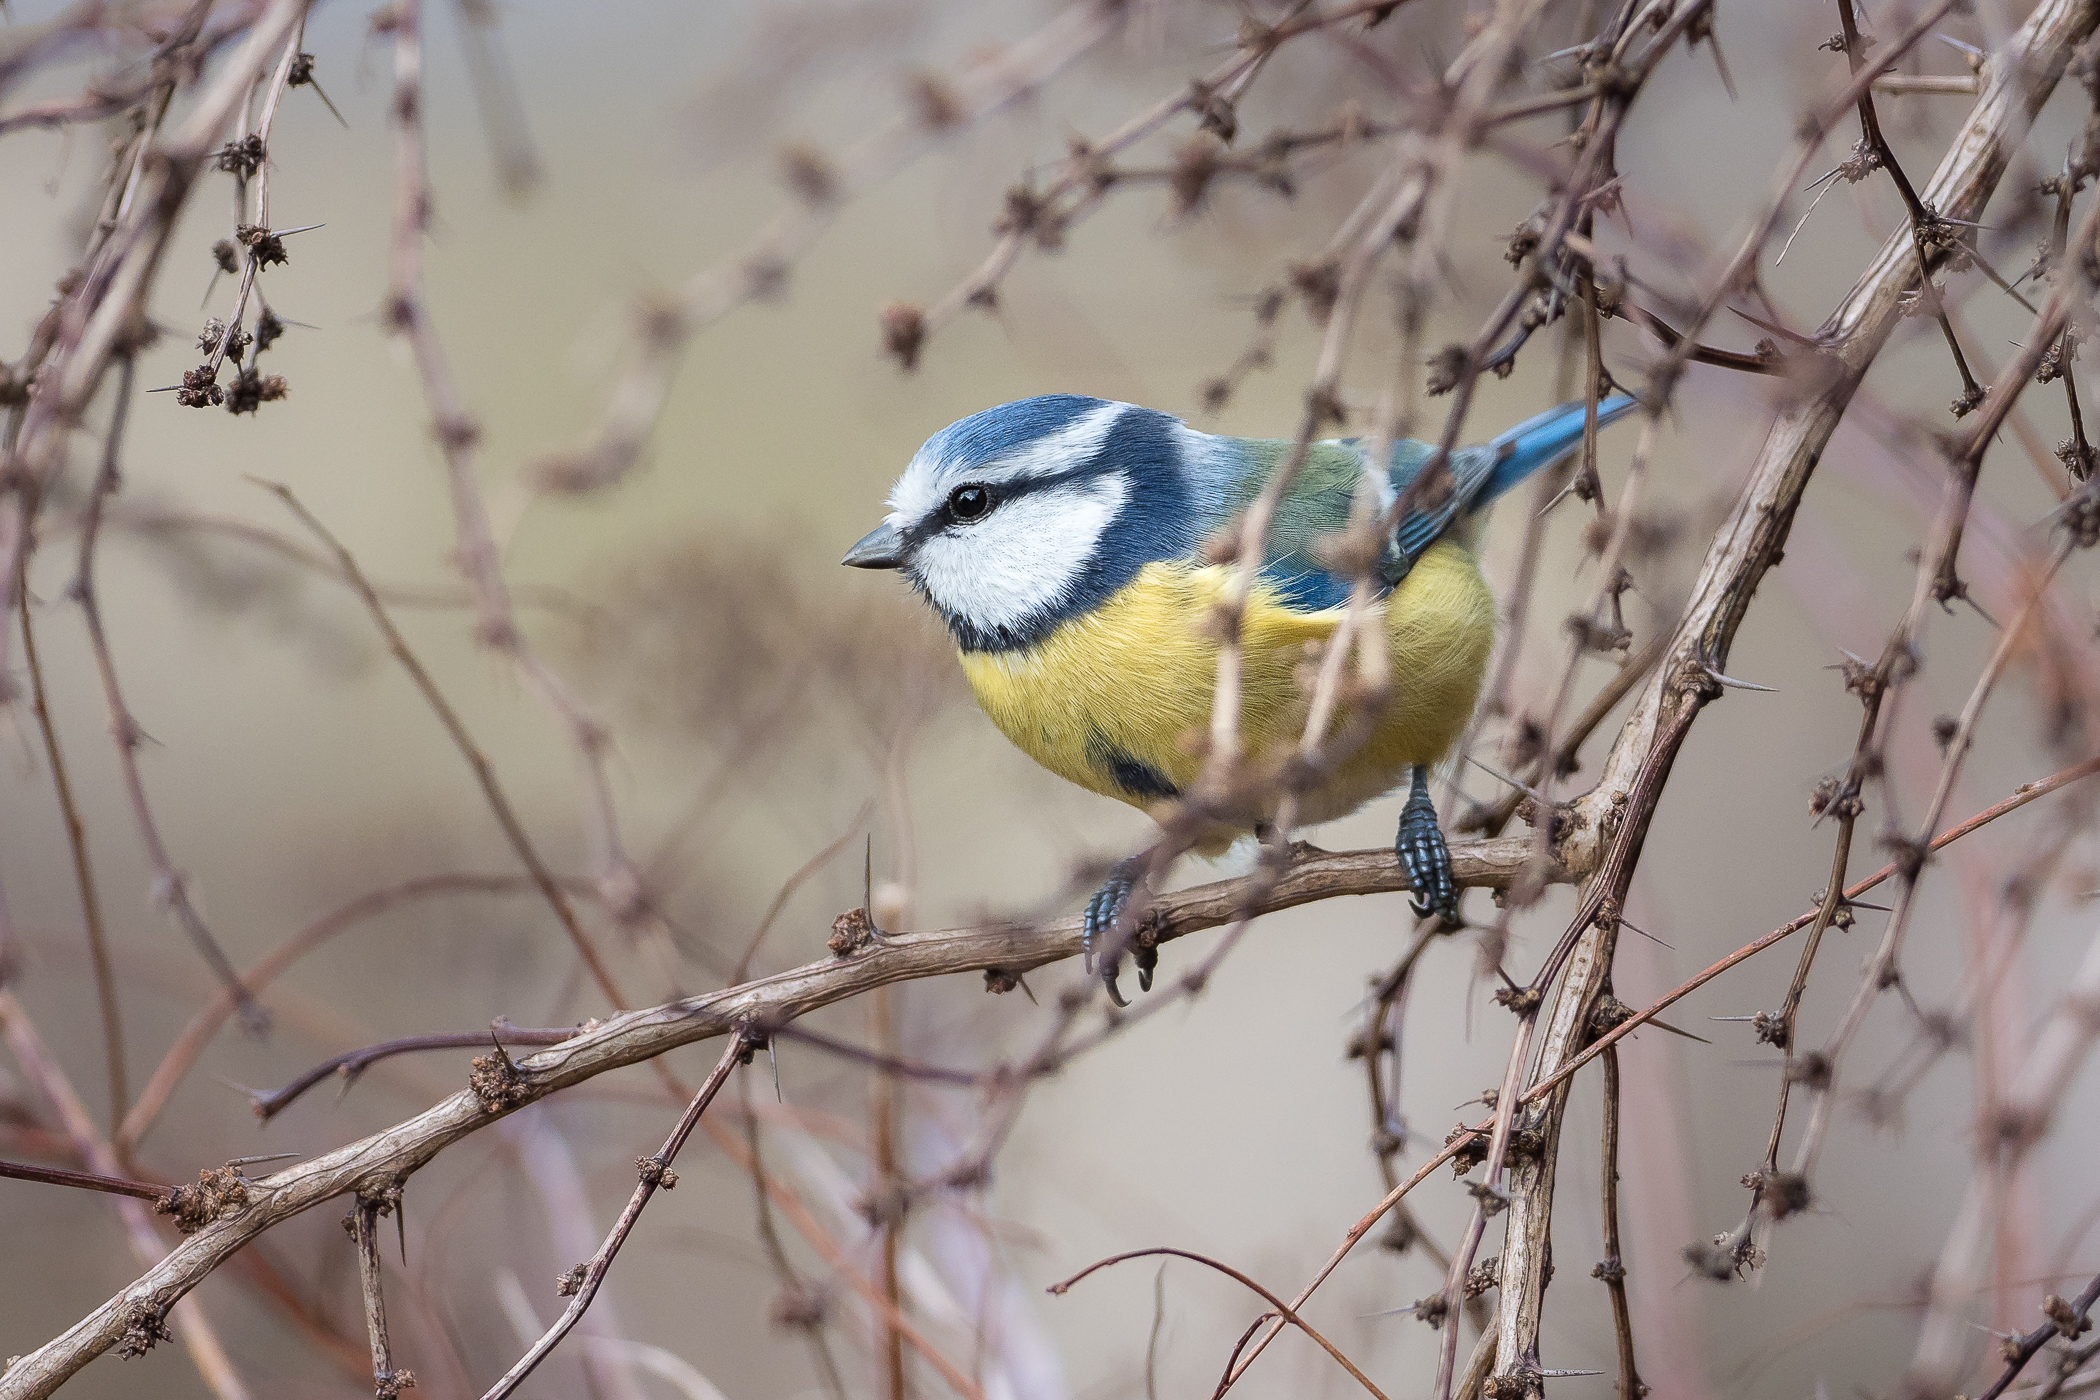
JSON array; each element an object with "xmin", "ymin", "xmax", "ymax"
[
  {"xmin": 1398, "ymin": 765, "xmax": 1460, "ymax": 924},
  {"xmin": 1083, "ymin": 856, "xmax": 1151, "ymax": 1006}
]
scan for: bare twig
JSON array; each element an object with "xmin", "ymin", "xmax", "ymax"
[
  {"xmin": 72, "ymin": 357, "xmax": 263, "ymax": 1028},
  {"xmin": 1597, "ymin": 1049, "xmax": 1644, "ymax": 1400},
  {"xmin": 351, "ymin": 1192, "xmax": 415, "ymax": 1399},
  {"xmin": 1529, "ymin": 753, "xmax": 2100, "ymax": 1102},
  {"xmin": 0, "ymin": 991, "xmax": 253, "ymax": 1400},
  {"xmin": 259, "ymin": 482, "xmax": 630, "ymax": 1010},
  {"xmin": 1053, "ymin": 1247, "xmax": 1390, "ymax": 1400},
  {"xmin": 0, "ymin": 1156, "xmax": 167, "ymax": 1203},
  {"xmin": 14, "ymin": 578, "xmax": 125, "ymax": 1131},
  {"xmin": 477, "ymin": 1030, "xmax": 752, "ymax": 1400}
]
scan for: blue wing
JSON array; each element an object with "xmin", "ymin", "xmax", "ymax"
[
  {"xmin": 1385, "ymin": 394, "xmax": 1637, "ymax": 578},
  {"xmin": 1234, "ymin": 395, "xmax": 1637, "ymax": 610}
]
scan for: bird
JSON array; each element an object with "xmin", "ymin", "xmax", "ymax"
[{"xmin": 843, "ymin": 392, "xmax": 1638, "ymax": 1003}]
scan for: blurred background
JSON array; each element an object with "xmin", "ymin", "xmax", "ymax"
[{"xmin": 2, "ymin": 1, "xmax": 2098, "ymax": 1397}]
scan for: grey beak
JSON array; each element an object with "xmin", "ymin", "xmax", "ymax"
[{"xmin": 842, "ymin": 522, "xmax": 904, "ymax": 570}]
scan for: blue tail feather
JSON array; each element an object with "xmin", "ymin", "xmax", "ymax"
[{"xmin": 1479, "ymin": 394, "xmax": 1638, "ymax": 503}]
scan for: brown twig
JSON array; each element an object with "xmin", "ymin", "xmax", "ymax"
[
  {"xmin": 535, "ymin": 0, "xmax": 1119, "ymax": 490},
  {"xmin": 0, "ymin": 0, "xmax": 311, "ymax": 705},
  {"xmin": 1526, "ymin": 754, "xmax": 2100, "ymax": 1102},
  {"xmin": 119, "ymin": 872, "xmax": 567, "ymax": 1155},
  {"xmin": 14, "ymin": 575, "xmax": 125, "ymax": 1131},
  {"xmin": 351, "ymin": 1191, "xmax": 415, "ymax": 1399},
  {"xmin": 0, "ymin": 1156, "xmax": 167, "ymax": 1203},
  {"xmin": 1053, "ymin": 1247, "xmax": 1390, "ymax": 1400},
  {"xmin": 1596, "ymin": 1048, "xmax": 1644, "ymax": 1400},
  {"xmin": 72, "ymin": 357, "xmax": 263, "ymax": 1028},
  {"xmin": 1974, "ymin": 1272, "xmax": 2100, "ymax": 1400},
  {"xmin": 477, "ymin": 1030, "xmax": 752, "ymax": 1400},
  {"xmin": 734, "ymin": 1069, "xmax": 850, "ymax": 1400},
  {"xmin": 0, "ymin": 991, "xmax": 253, "ymax": 1400},
  {"xmin": 1217, "ymin": 1120, "xmax": 1486, "ymax": 1394},
  {"xmin": 259, "ymin": 481, "xmax": 630, "ymax": 1010},
  {"xmin": 250, "ymin": 1027, "xmax": 580, "ymax": 1121},
  {"xmin": 1834, "ymin": 0, "xmax": 1984, "ymax": 410},
  {"xmin": 200, "ymin": 22, "xmax": 302, "ymax": 384}
]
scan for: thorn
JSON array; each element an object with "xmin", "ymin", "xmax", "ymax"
[
  {"xmin": 862, "ymin": 835, "xmax": 879, "ymax": 936},
  {"xmin": 768, "ymin": 1039, "xmax": 782, "ymax": 1103},
  {"xmin": 1539, "ymin": 1370, "xmax": 1607, "ymax": 1378},
  {"xmin": 1463, "ymin": 753, "xmax": 1545, "ymax": 800},
  {"xmin": 269, "ymin": 222, "xmax": 326, "ymax": 238},
  {"xmin": 1647, "ymin": 1015, "xmax": 1713, "ymax": 1045},
  {"xmin": 1537, "ymin": 476, "xmax": 1583, "ymax": 515},
  {"xmin": 1705, "ymin": 664, "xmax": 1779, "ymax": 692},
  {"xmin": 1017, "ymin": 974, "xmax": 1039, "ymax": 1006},
  {"xmin": 1709, "ymin": 1015, "xmax": 1761, "ymax": 1021},
  {"xmin": 211, "ymin": 1072, "xmax": 265, "ymax": 1102},
  {"xmin": 224, "ymin": 1152, "xmax": 300, "ymax": 1168},
  {"xmin": 307, "ymin": 78, "xmax": 350, "ymax": 128},
  {"xmin": 1703, "ymin": 26, "xmax": 1739, "ymax": 103},
  {"xmin": 1619, "ymin": 916, "xmax": 1675, "ymax": 950},
  {"xmin": 1937, "ymin": 34, "xmax": 1984, "ymax": 56},
  {"xmin": 1959, "ymin": 592, "xmax": 2001, "ymax": 629}
]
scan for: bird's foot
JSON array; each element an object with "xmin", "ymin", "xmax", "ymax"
[
  {"xmin": 1397, "ymin": 765, "xmax": 1460, "ymax": 924},
  {"xmin": 1083, "ymin": 855, "xmax": 1155, "ymax": 1007}
]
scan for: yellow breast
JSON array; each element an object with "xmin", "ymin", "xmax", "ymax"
[{"xmin": 958, "ymin": 541, "xmax": 1495, "ymax": 848}]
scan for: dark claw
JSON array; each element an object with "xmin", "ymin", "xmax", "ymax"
[
  {"xmin": 1083, "ymin": 855, "xmax": 1147, "ymax": 1006},
  {"xmin": 1397, "ymin": 765, "xmax": 1460, "ymax": 923}
]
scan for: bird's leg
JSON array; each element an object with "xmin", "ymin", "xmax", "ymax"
[
  {"xmin": 1396, "ymin": 765, "xmax": 1460, "ymax": 923},
  {"xmin": 1083, "ymin": 854, "xmax": 1153, "ymax": 1007}
]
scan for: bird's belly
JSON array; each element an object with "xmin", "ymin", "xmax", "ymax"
[{"xmin": 959, "ymin": 547, "xmax": 1494, "ymax": 842}]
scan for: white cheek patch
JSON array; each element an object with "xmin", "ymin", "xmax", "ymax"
[
  {"xmin": 910, "ymin": 475, "xmax": 1129, "ymax": 633},
  {"xmin": 885, "ymin": 400, "xmax": 1128, "ymax": 531}
]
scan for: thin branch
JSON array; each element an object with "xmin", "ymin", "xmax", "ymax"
[
  {"xmin": 1218, "ymin": 1121, "xmax": 1488, "ymax": 1394},
  {"xmin": 0, "ymin": 1156, "xmax": 168, "ymax": 1203},
  {"xmin": 250, "ymin": 1027, "xmax": 579, "ymax": 1122},
  {"xmin": 1052, "ymin": 1248, "xmax": 1390, "ymax": 1400},
  {"xmin": 120, "ymin": 872, "xmax": 566, "ymax": 1156},
  {"xmin": 477, "ymin": 1031, "xmax": 752, "ymax": 1400},
  {"xmin": 72, "ymin": 357, "xmax": 263, "ymax": 1028},
  {"xmin": 259, "ymin": 481, "xmax": 630, "ymax": 1010},
  {"xmin": 14, "ymin": 576, "xmax": 125, "ymax": 1132},
  {"xmin": 1597, "ymin": 1049, "xmax": 1644, "ymax": 1400},
  {"xmin": 352, "ymin": 1193, "xmax": 414, "ymax": 1399},
  {"xmin": 0, "ymin": 991, "xmax": 253, "ymax": 1400},
  {"xmin": 1527, "ymin": 754, "xmax": 2100, "ymax": 1103},
  {"xmin": 0, "ymin": 832, "xmax": 1539, "ymax": 1398},
  {"xmin": 1975, "ymin": 1272, "xmax": 2100, "ymax": 1400}
]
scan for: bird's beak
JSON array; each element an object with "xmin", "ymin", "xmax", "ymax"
[{"xmin": 842, "ymin": 522, "xmax": 905, "ymax": 570}]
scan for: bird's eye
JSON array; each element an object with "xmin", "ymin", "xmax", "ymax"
[{"xmin": 947, "ymin": 484, "xmax": 993, "ymax": 522}]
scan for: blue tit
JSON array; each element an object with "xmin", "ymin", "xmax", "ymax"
[{"xmin": 844, "ymin": 392, "xmax": 1637, "ymax": 1002}]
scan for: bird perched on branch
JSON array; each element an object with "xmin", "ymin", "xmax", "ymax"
[{"xmin": 844, "ymin": 392, "xmax": 1638, "ymax": 1002}]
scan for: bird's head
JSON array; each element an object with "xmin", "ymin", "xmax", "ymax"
[{"xmin": 844, "ymin": 395, "xmax": 1204, "ymax": 652}]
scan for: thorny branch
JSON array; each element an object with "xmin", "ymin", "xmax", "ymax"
[
  {"xmin": 477, "ymin": 1031, "xmax": 752, "ymax": 1400},
  {"xmin": 72, "ymin": 358, "xmax": 263, "ymax": 1028},
  {"xmin": 6, "ymin": 2, "xmax": 2100, "ymax": 1397}
]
